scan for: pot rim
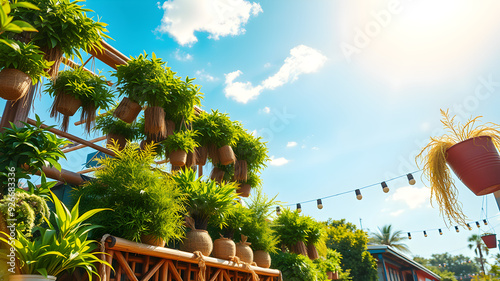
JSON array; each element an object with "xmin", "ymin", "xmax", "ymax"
[{"xmin": 446, "ymin": 135, "xmax": 493, "ymax": 152}]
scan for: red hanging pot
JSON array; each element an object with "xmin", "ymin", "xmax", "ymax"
[
  {"xmin": 481, "ymin": 233, "xmax": 497, "ymax": 249},
  {"xmin": 446, "ymin": 136, "xmax": 500, "ymax": 196}
]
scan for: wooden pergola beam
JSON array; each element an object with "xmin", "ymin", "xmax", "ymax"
[
  {"xmin": 61, "ymin": 136, "xmax": 107, "ymax": 153},
  {"xmin": 88, "ymin": 40, "xmax": 129, "ymax": 69}
]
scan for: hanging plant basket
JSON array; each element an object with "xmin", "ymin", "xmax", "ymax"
[
  {"xmin": 0, "ymin": 68, "xmax": 31, "ymax": 101},
  {"xmin": 481, "ymin": 233, "xmax": 497, "ymax": 249},
  {"xmin": 144, "ymin": 106, "xmax": 167, "ymax": 137},
  {"xmin": 180, "ymin": 229, "xmax": 213, "ymax": 256},
  {"xmin": 212, "ymin": 236, "xmax": 236, "ymax": 260},
  {"xmin": 446, "ymin": 136, "xmax": 500, "ymax": 195},
  {"xmin": 291, "ymin": 241, "xmax": 308, "ymax": 256},
  {"xmin": 107, "ymin": 133, "xmax": 127, "ymax": 151},
  {"xmin": 53, "ymin": 91, "xmax": 82, "ymax": 116},
  {"xmin": 210, "ymin": 167, "xmax": 225, "ymax": 183},
  {"xmin": 166, "ymin": 120, "xmax": 176, "ymax": 136},
  {"xmin": 169, "ymin": 150, "xmax": 187, "ymax": 167},
  {"xmin": 234, "ymin": 160, "xmax": 248, "ymax": 181},
  {"xmin": 306, "ymin": 243, "xmax": 319, "ymax": 260},
  {"xmin": 235, "ymin": 235, "xmax": 253, "ymax": 264},
  {"xmin": 236, "ymin": 183, "xmax": 251, "ymax": 198},
  {"xmin": 141, "ymin": 234, "xmax": 165, "ymax": 247},
  {"xmin": 196, "ymin": 146, "xmax": 208, "ymax": 166},
  {"xmin": 253, "ymin": 250, "xmax": 271, "ymax": 268},
  {"xmin": 114, "ymin": 97, "xmax": 142, "ymax": 123},
  {"xmin": 218, "ymin": 145, "xmax": 236, "ymax": 165},
  {"xmin": 185, "ymin": 151, "xmax": 197, "ymax": 168}
]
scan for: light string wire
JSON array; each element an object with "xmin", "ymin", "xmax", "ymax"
[
  {"xmin": 282, "ymin": 169, "xmax": 422, "ymax": 207},
  {"xmin": 405, "ymin": 213, "xmax": 500, "ymax": 236}
]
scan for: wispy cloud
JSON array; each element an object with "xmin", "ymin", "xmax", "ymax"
[
  {"xmin": 224, "ymin": 45, "xmax": 327, "ymax": 103},
  {"xmin": 195, "ymin": 69, "xmax": 217, "ymax": 82},
  {"xmin": 270, "ymin": 156, "xmax": 289, "ymax": 166},
  {"xmin": 386, "ymin": 186, "xmax": 431, "ymax": 209},
  {"xmin": 287, "ymin": 141, "xmax": 298, "ymax": 148},
  {"xmin": 156, "ymin": 0, "xmax": 262, "ymax": 46},
  {"xmin": 260, "ymin": 106, "xmax": 271, "ymax": 114},
  {"xmin": 173, "ymin": 49, "xmax": 193, "ymax": 61}
]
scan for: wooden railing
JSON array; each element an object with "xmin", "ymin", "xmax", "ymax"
[{"xmin": 97, "ymin": 236, "xmax": 282, "ymax": 281}]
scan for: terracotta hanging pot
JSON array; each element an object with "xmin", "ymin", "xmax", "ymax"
[
  {"xmin": 212, "ymin": 236, "xmax": 236, "ymax": 260},
  {"xmin": 236, "ymin": 183, "xmax": 251, "ymax": 198},
  {"xmin": 332, "ymin": 272, "xmax": 339, "ymax": 280},
  {"xmin": 54, "ymin": 91, "xmax": 82, "ymax": 116},
  {"xmin": 114, "ymin": 97, "xmax": 142, "ymax": 123},
  {"xmin": 306, "ymin": 243, "xmax": 319, "ymax": 260},
  {"xmin": 0, "ymin": 68, "xmax": 31, "ymax": 101},
  {"xmin": 144, "ymin": 106, "xmax": 166, "ymax": 138},
  {"xmin": 141, "ymin": 234, "xmax": 165, "ymax": 247},
  {"xmin": 481, "ymin": 233, "xmax": 497, "ymax": 249},
  {"xmin": 169, "ymin": 150, "xmax": 187, "ymax": 167},
  {"xmin": 107, "ymin": 133, "xmax": 127, "ymax": 150},
  {"xmin": 253, "ymin": 250, "xmax": 271, "ymax": 268},
  {"xmin": 218, "ymin": 145, "xmax": 236, "ymax": 165},
  {"xmin": 196, "ymin": 146, "xmax": 208, "ymax": 166},
  {"xmin": 446, "ymin": 136, "xmax": 500, "ymax": 195},
  {"xmin": 181, "ymin": 230, "xmax": 213, "ymax": 256},
  {"xmin": 235, "ymin": 235, "xmax": 253, "ymax": 264}
]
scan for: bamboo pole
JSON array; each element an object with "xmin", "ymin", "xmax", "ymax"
[{"xmin": 62, "ymin": 136, "xmax": 107, "ymax": 153}]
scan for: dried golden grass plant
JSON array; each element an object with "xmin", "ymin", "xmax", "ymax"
[{"xmin": 417, "ymin": 109, "xmax": 500, "ymax": 226}]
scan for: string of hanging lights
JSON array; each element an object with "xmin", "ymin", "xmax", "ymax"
[
  {"xmin": 275, "ymin": 170, "xmax": 421, "ymax": 215},
  {"xmin": 405, "ymin": 216, "xmax": 499, "ymax": 239}
]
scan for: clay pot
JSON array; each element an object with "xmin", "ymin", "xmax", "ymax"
[
  {"xmin": 141, "ymin": 234, "xmax": 165, "ymax": 247},
  {"xmin": 181, "ymin": 229, "xmax": 213, "ymax": 256},
  {"xmin": 253, "ymin": 250, "xmax": 271, "ymax": 268},
  {"xmin": 218, "ymin": 145, "xmax": 236, "ymax": 165},
  {"xmin": 0, "ymin": 68, "xmax": 31, "ymax": 101},
  {"xmin": 236, "ymin": 183, "xmax": 251, "ymax": 197},
  {"xmin": 212, "ymin": 237, "xmax": 236, "ymax": 260},
  {"xmin": 446, "ymin": 136, "xmax": 500, "ymax": 195},
  {"xmin": 169, "ymin": 150, "xmax": 187, "ymax": 166},
  {"xmin": 481, "ymin": 234, "xmax": 497, "ymax": 249},
  {"xmin": 114, "ymin": 97, "xmax": 142, "ymax": 123}
]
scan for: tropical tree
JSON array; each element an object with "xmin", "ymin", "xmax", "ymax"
[
  {"xmin": 468, "ymin": 234, "xmax": 488, "ymax": 274},
  {"xmin": 370, "ymin": 224, "xmax": 410, "ymax": 253}
]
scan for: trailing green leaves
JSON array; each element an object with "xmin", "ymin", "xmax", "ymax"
[{"xmin": 0, "ymin": 41, "xmax": 52, "ymax": 84}]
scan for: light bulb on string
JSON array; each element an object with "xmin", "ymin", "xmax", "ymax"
[
  {"xmin": 296, "ymin": 203, "xmax": 302, "ymax": 213},
  {"xmin": 439, "ymin": 229, "xmax": 443, "ymax": 235},
  {"xmin": 317, "ymin": 199, "xmax": 323, "ymax": 209},
  {"xmin": 483, "ymin": 219, "xmax": 488, "ymax": 225},
  {"xmin": 355, "ymin": 189, "xmax": 362, "ymax": 200},
  {"xmin": 407, "ymin": 173, "xmax": 416, "ymax": 185},
  {"xmin": 476, "ymin": 221, "xmax": 481, "ymax": 228},
  {"xmin": 423, "ymin": 231, "xmax": 427, "ymax": 237},
  {"xmin": 467, "ymin": 223, "xmax": 472, "ymax": 230},
  {"xmin": 381, "ymin": 181, "xmax": 389, "ymax": 193},
  {"xmin": 408, "ymin": 232, "xmax": 411, "ymax": 240},
  {"xmin": 276, "ymin": 206, "xmax": 281, "ymax": 216},
  {"xmin": 455, "ymin": 226, "xmax": 460, "ymax": 233}
]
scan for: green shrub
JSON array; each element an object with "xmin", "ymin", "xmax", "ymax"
[
  {"xmin": 163, "ymin": 130, "xmax": 199, "ymax": 153},
  {"xmin": 270, "ymin": 251, "xmax": 323, "ymax": 281},
  {"xmin": 94, "ymin": 110, "xmax": 141, "ymax": 141},
  {"xmin": 0, "ymin": 41, "xmax": 52, "ymax": 84},
  {"xmin": 0, "ymin": 192, "xmax": 49, "ymax": 236}
]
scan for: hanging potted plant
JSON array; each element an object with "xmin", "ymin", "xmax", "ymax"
[
  {"xmin": 113, "ymin": 52, "xmax": 170, "ymax": 133},
  {"xmin": 162, "ymin": 129, "xmax": 199, "ymax": 167},
  {"xmin": 272, "ymin": 208, "xmax": 310, "ymax": 256},
  {"xmin": 0, "ymin": 192, "xmax": 112, "ymax": 281},
  {"xmin": 417, "ymin": 109, "xmax": 500, "ymax": 225},
  {"xmin": 173, "ymin": 170, "xmax": 237, "ymax": 256},
  {"xmin": 314, "ymin": 249, "xmax": 343, "ymax": 280},
  {"xmin": 93, "ymin": 110, "xmax": 141, "ymax": 150},
  {"xmin": 0, "ymin": 41, "xmax": 52, "ymax": 101},
  {"xmin": 192, "ymin": 112, "xmax": 219, "ymax": 166},
  {"xmin": 237, "ymin": 172, "xmax": 262, "ymax": 198},
  {"xmin": 12, "ymin": 0, "xmax": 110, "ymax": 79},
  {"xmin": 232, "ymin": 123, "xmax": 269, "ymax": 181},
  {"xmin": 45, "ymin": 67, "xmax": 114, "ymax": 132},
  {"xmin": 305, "ymin": 220, "xmax": 325, "ymax": 260},
  {"xmin": 75, "ymin": 142, "xmax": 186, "ymax": 247},
  {"xmin": 481, "ymin": 233, "xmax": 497, "ymax": 249}
]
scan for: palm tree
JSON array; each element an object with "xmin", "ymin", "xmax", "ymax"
[
  {"xmin": 370, "ymin": 224, "xmax": 410, "ymax": 253},
  {"xmin": 467, "ymin": 234, "xmax": 488, "ymax": 274}
]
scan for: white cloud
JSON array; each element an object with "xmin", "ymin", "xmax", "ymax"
[
  {"xmin": 270, "ymin": 156, "xmax": 289, "ymax": 166},
  {"xmin": 156, "ymin": 0, "xmax": 262, "ymax": 46},
  {"xmin": 173, "ymin": 49, "xmax": 193, "ymax": 61},
  {"xmin": 386, "ymin": 186, "xmax": 431, "ymax": 209},
  {"xmin": 263, "ymin": 106, "xmax": 271, "ymax": 113},
  {"xmin": 390, "ymin": 209, "xmax": 405, "ymax": 217},
  {"xmin": 287, "ymin": 141, "xmax": 298, "ymax": 148},
  {"xmin": 224, "ymin": 45, "xmax": 327, "ymax": 103},
  {"xmin": 195, "ymin": 69, "xmax": 217, "ymax": 82}
]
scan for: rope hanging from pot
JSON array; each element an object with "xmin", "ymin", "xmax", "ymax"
[
  {"xmin": 193, "ymin": 251, "xmax": 206, "ymax": 281},
  {"xmin": 99, "ymin": 234, "xmax": 112, "ymax": 281},
  {"xmin": 229, "ymin": 255, "xmax": 260, "ymax": 281}
]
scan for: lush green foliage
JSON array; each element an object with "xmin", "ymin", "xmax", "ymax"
[
  {"xmin": 12, "ymin": 0, "xmax": 110, "ymax": 60},
  {"xmin": 74, "ymin": 142, "xmax": 186, "ymax": 243},
  {"xmin": 0, "ymin": 191, "xmax": 49, "ymax": 236},
  {"xmin": 0, "ymin": 0, "xmax": 38, "ymax": 48},
  {"xmin": 0, "ymin": 41, "xmax": 52, "ymax": 83},
  {"xmin": 415, "ymin": 253, "xmax": 480, "ymax": 281},
  {"xmin": 370, "ymin": 224, "xmax": 409, "ymax": 253},
  {"xmin": 0, "ymin": 116, "xmax": 69, "ymax": 195},
  {"xmin": 324, "ymin": 219, "xmax": 378, "ymax": 281},
  {"xmin": 94, "ymin": 110, "xmax": 141, "ymax": 140},
  {"xmin": 172, "ymin": 169, "xmax": 237, "ymax": 230},
  {"xmin": 163, "ymin": 130, "xmax": 199, "ymax": 153},
  {"xmin": 273, "ymin": 208, "xmax": 321, "ymax": 248},
  {"xmin": 0, "ymin": 192, "xmax": 111, "ymax": 278},
  {"xmin": 245, "ymin": 171, "xmax": 262, "ymax": 187},
  {"xmin": 113, "ymin": 52, "xmax": 171, "ymax": 107},
  {"xmin": 192, "ymin": 110, "xmax": 238, "ymax": 148},
  {"xmin": 46, "ymin": 68, "xmax": 114, "ymax": 109},
  {"xmin": 233, "ymin": 122, "xmax": 268, "ymax": 172},
  {"xmin": 270, "ymin": 251, "xmax": 324, "ymax": 281},
  {"xmin": 163, "ymin": 75, "xmax": 203, "ymax": 123},
  {"xmin": 469, "ymin": 234, "xmax": 489, "ymax": 273}
]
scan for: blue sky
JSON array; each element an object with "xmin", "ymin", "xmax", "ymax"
[{"xmin": 4, "ymin": 0, "xmax": 500, "ymax": 261}]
